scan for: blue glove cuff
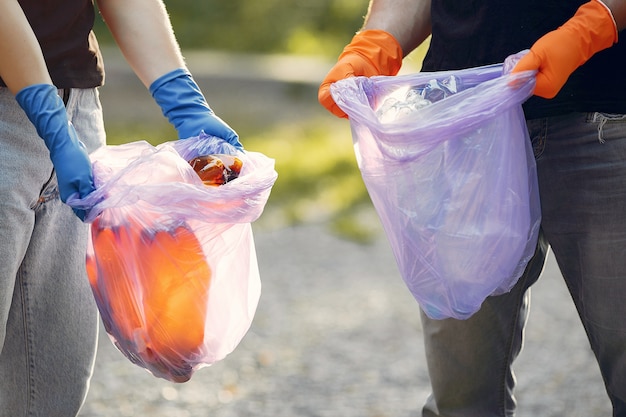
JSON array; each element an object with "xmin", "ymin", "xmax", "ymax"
[
  {"xmin": 16, "ymin": 84, "xmax": 67, "ymax": 151},
  {"xmin": 149, "ymin": 68, "xmax": 214, "ymax": 139},
  {"xmin": 149, "ymin": 68, "xmax": 242, "ymax": 148},
  {"xmin": 15, "ymin": 84, "xmax": 95, "ymax": 219},
  {"xmin": 149, "ymin": 68, "xmax": 193, "ymax": 96}
]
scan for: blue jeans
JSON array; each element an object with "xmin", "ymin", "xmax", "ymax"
[
  {"xmin": 0, "ymin": 88, "xmax": 105, "ymax": 417},
  {"xmin": 421, "ymin": 112, "xmax": 626, "ymax": 417}
]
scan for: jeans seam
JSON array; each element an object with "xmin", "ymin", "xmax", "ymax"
[
  {"xmin": 499, "ymin": 284, "xmax": 527, "ymax": 417},
  {"xmin": 497, "ymin": 233, "xmax": 545, "ymax": 417},
  {"xmin": 16, "ymin": 269, "xmax": 35, "ymax": 416}
]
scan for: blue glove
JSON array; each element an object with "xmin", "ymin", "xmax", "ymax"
[
  {"xmin": 16, "ymin": 84, "xmax": 95, "ymax": 221},
  {"xmin": 149, "ymin": 68, "xmax": 242, "ymax": 149}
]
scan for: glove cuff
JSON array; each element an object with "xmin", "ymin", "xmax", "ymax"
[
  {"xmin": 594, "ymin": 0, "xmax": 619, "ymax": 43},
  {"xmin": 341, "ymin": 29, "xmax": 404, "ymax": 77},
  {"xmin": 15, "ymin": 84, "xmax": 67, "ymax": 150},
  {"xmin": 149, "ymin": 68, "xmax": 192, "ymax": 97},
  {"xmin": 564, "ymin": 0, "xmax": 619, "ymax": 61},
  {"xmin": 149, "ymin": 68, "xmax": 213, "ymax": 140}
]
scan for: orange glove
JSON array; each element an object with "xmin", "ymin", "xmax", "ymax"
[
  {"xmin": 318, "ymin": 29, "xmax": 403, "ymax": 118},
  {"xmin": 512, "ymin": 0, "xmax": 618, "ymax": 99}
]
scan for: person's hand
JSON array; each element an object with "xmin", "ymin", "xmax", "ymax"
[
  {"xmin": 512, "ymin": 0, "xmax": 618, "ymax": 99},
  {"xmin": 149, "ymin": 68, "xmax": 242, "ymax": 149},
  {"xmin": 16, "ymin": 84, "xmax": 95, "ymax": 221},
  {"xmin": 318, "ymin": 29, "xmax": 403, "ymax": 118}
]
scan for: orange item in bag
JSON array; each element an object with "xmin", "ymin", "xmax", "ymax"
[
  {"xmin": 188, "ymin": 154, "xmax": 243, "ymax": 186},
  {"xmin": 87, "ymin": 217, "xmax": 212, "ymax": 382},
  {"xmin": 87, "ymin": 224, "xmax": 145, "ymax": 336}
]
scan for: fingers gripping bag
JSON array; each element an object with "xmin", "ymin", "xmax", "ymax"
[
  {"xmin": 68, "ymin": 133, "xmax": 277, "ymax": 382},
  {"xmin": 330, "ymin": 55, "xmax": 541, "ymax": 320}
]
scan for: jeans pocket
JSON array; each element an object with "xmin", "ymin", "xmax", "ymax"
[
  {"xmin": 29, "ymin": 172, "xmax": 58, "ymax": 210},
  {"xmin": 526, "ymin": 117, "xmax": 547, "ymax": 158},
  {"xmin": 587, "ymin": 112, "xmax": 626, "ymax": 143}
]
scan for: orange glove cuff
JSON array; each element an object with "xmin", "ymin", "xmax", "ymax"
[
  {"xmin": 338, "ymin": 29, "xmax": 404, "ymax": 77},
  {"xmin": 513, "ymin": 0, "xmax": 618, "ymax": 98},
  {"xmin": 565, "ymin": 0, "xmax": 618, "ymax": 58},
  {"xmin": 319, "ymin": 29, "xmax": 403, "ymax": 118},
  {"xmin": 593, "ymin": 0, "xmax": 619, "ymax": 44}
]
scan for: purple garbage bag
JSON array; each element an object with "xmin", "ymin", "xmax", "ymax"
[
  {"xmin": 68, "ymin": 134, "xmax": 277, "ymax": 381},
  {"xmin": 331, "ymin": 60, "xmax": 541, "ymax": 320}
]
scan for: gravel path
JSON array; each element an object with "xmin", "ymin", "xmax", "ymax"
[{"xmin": 78, "ymin": 221, "xmax": 611, "ymax": 417}]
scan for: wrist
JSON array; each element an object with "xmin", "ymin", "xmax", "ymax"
[
  {"xmin": 149, "ymin": 68, "xmax": 192, "ymax": 97},
  {"xmin": 15, "ymin": 84, "xmax": 68, "ymax": 150},
  {"xmin": 565, "ymin": 0, "xmax": 618, "ymax": 58},
  {"xmin": 150, "ymin": 68, "xmax": 213, "ymax": 140},
  {"xmin": 594, "ymin": 0, "xmax": 619, "ymax": 41},
  {"xmin": 342, "ymin": 29, "xmax": 403, "ymax": 77}
]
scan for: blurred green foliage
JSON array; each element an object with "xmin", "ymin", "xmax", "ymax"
[
  {"xmin": 94, "ymin": 0, "xmax": 429, "ymax": 242},
  {"xmin": 94, "ymin": 0, "xmax": 370, "ymax": 57}
]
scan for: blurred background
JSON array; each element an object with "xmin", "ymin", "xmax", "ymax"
[
  {"xmin": 94, "ymin": 0, "xmax": 428, "ymax": 240},
  {"xmin": 78, "ymin": 2, "xmax": 611, "ymax": 416}
]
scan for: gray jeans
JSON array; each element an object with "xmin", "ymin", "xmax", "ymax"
[
  {"xmin": 421, "ymin": 112, "xmax": 626, "ymax": 417},
  {"xmin": 0, "ymin": 87, "xmax": 105, "ymax": 416}
]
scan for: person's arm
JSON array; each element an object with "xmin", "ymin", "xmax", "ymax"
[
  {"xmin": 603, "ymin": 0, "xmax": 626, "ymax": 29},
  {"xmin": 362, "ymin": 0, "xmax": 432, "ymax": 57},
  {"xmin": 513, "ymin": 0, "xmax": 624, "ymax": 98},
  {"xmin": 0, "ymin": 0, "xmax": 52, "ymax": 92},
  {"xmin": 318, "ymin": 0, "xmax": 431, "ymax": 118},
  {"xmin": 96, "ymin": 0, "xmax": 241, "ymax": 148},
  {"xmin": 95, "ymin": 0, "xmax": 183, "ymax": 88},
  {"xmin": 0, "ymin": 1, "xmax": 95, "ymax": 220}
]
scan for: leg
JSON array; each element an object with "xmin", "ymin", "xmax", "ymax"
[
  {"xmin": 0, "ymin": 88, "xmax": 49, "ymax": 344},
  {"xmin": 421, "ymin": 233, "xmax": 549, "ymax": 417},
  {"xmin": 0, "ymin": 88, "xmax": 105, "ymax": 417},
  {"xmin": 537, "ymin": 112, "xmax": 626, "ymax": 415},
  {"xmin": 419, "ymin": 114, "xmax": 551, "ymax": 417},
  {"xmin": 0, "ymin": 198, "xmax": 100, "ymax": 417}
]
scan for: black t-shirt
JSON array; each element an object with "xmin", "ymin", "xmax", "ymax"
[
  {"xmin": 421, "ymin": 0, "xmax": 626, "ymax": 119},
  {"xmin": 0, "ymin": 0, "xmax": 104, "ymax": 89}
]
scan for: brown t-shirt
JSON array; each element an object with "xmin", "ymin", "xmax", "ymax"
[{"xmin": 0, "ymin": 0, "xmax": 105, "ymax": 88}]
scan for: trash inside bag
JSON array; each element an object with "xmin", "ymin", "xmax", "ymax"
[
  {"xmin": 69, "ymin": 134, "xmax": 277, "ymax": 381},
  {"xmin": 330, "ymin": 57, "xmax": 541, "ymax": 320}
]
